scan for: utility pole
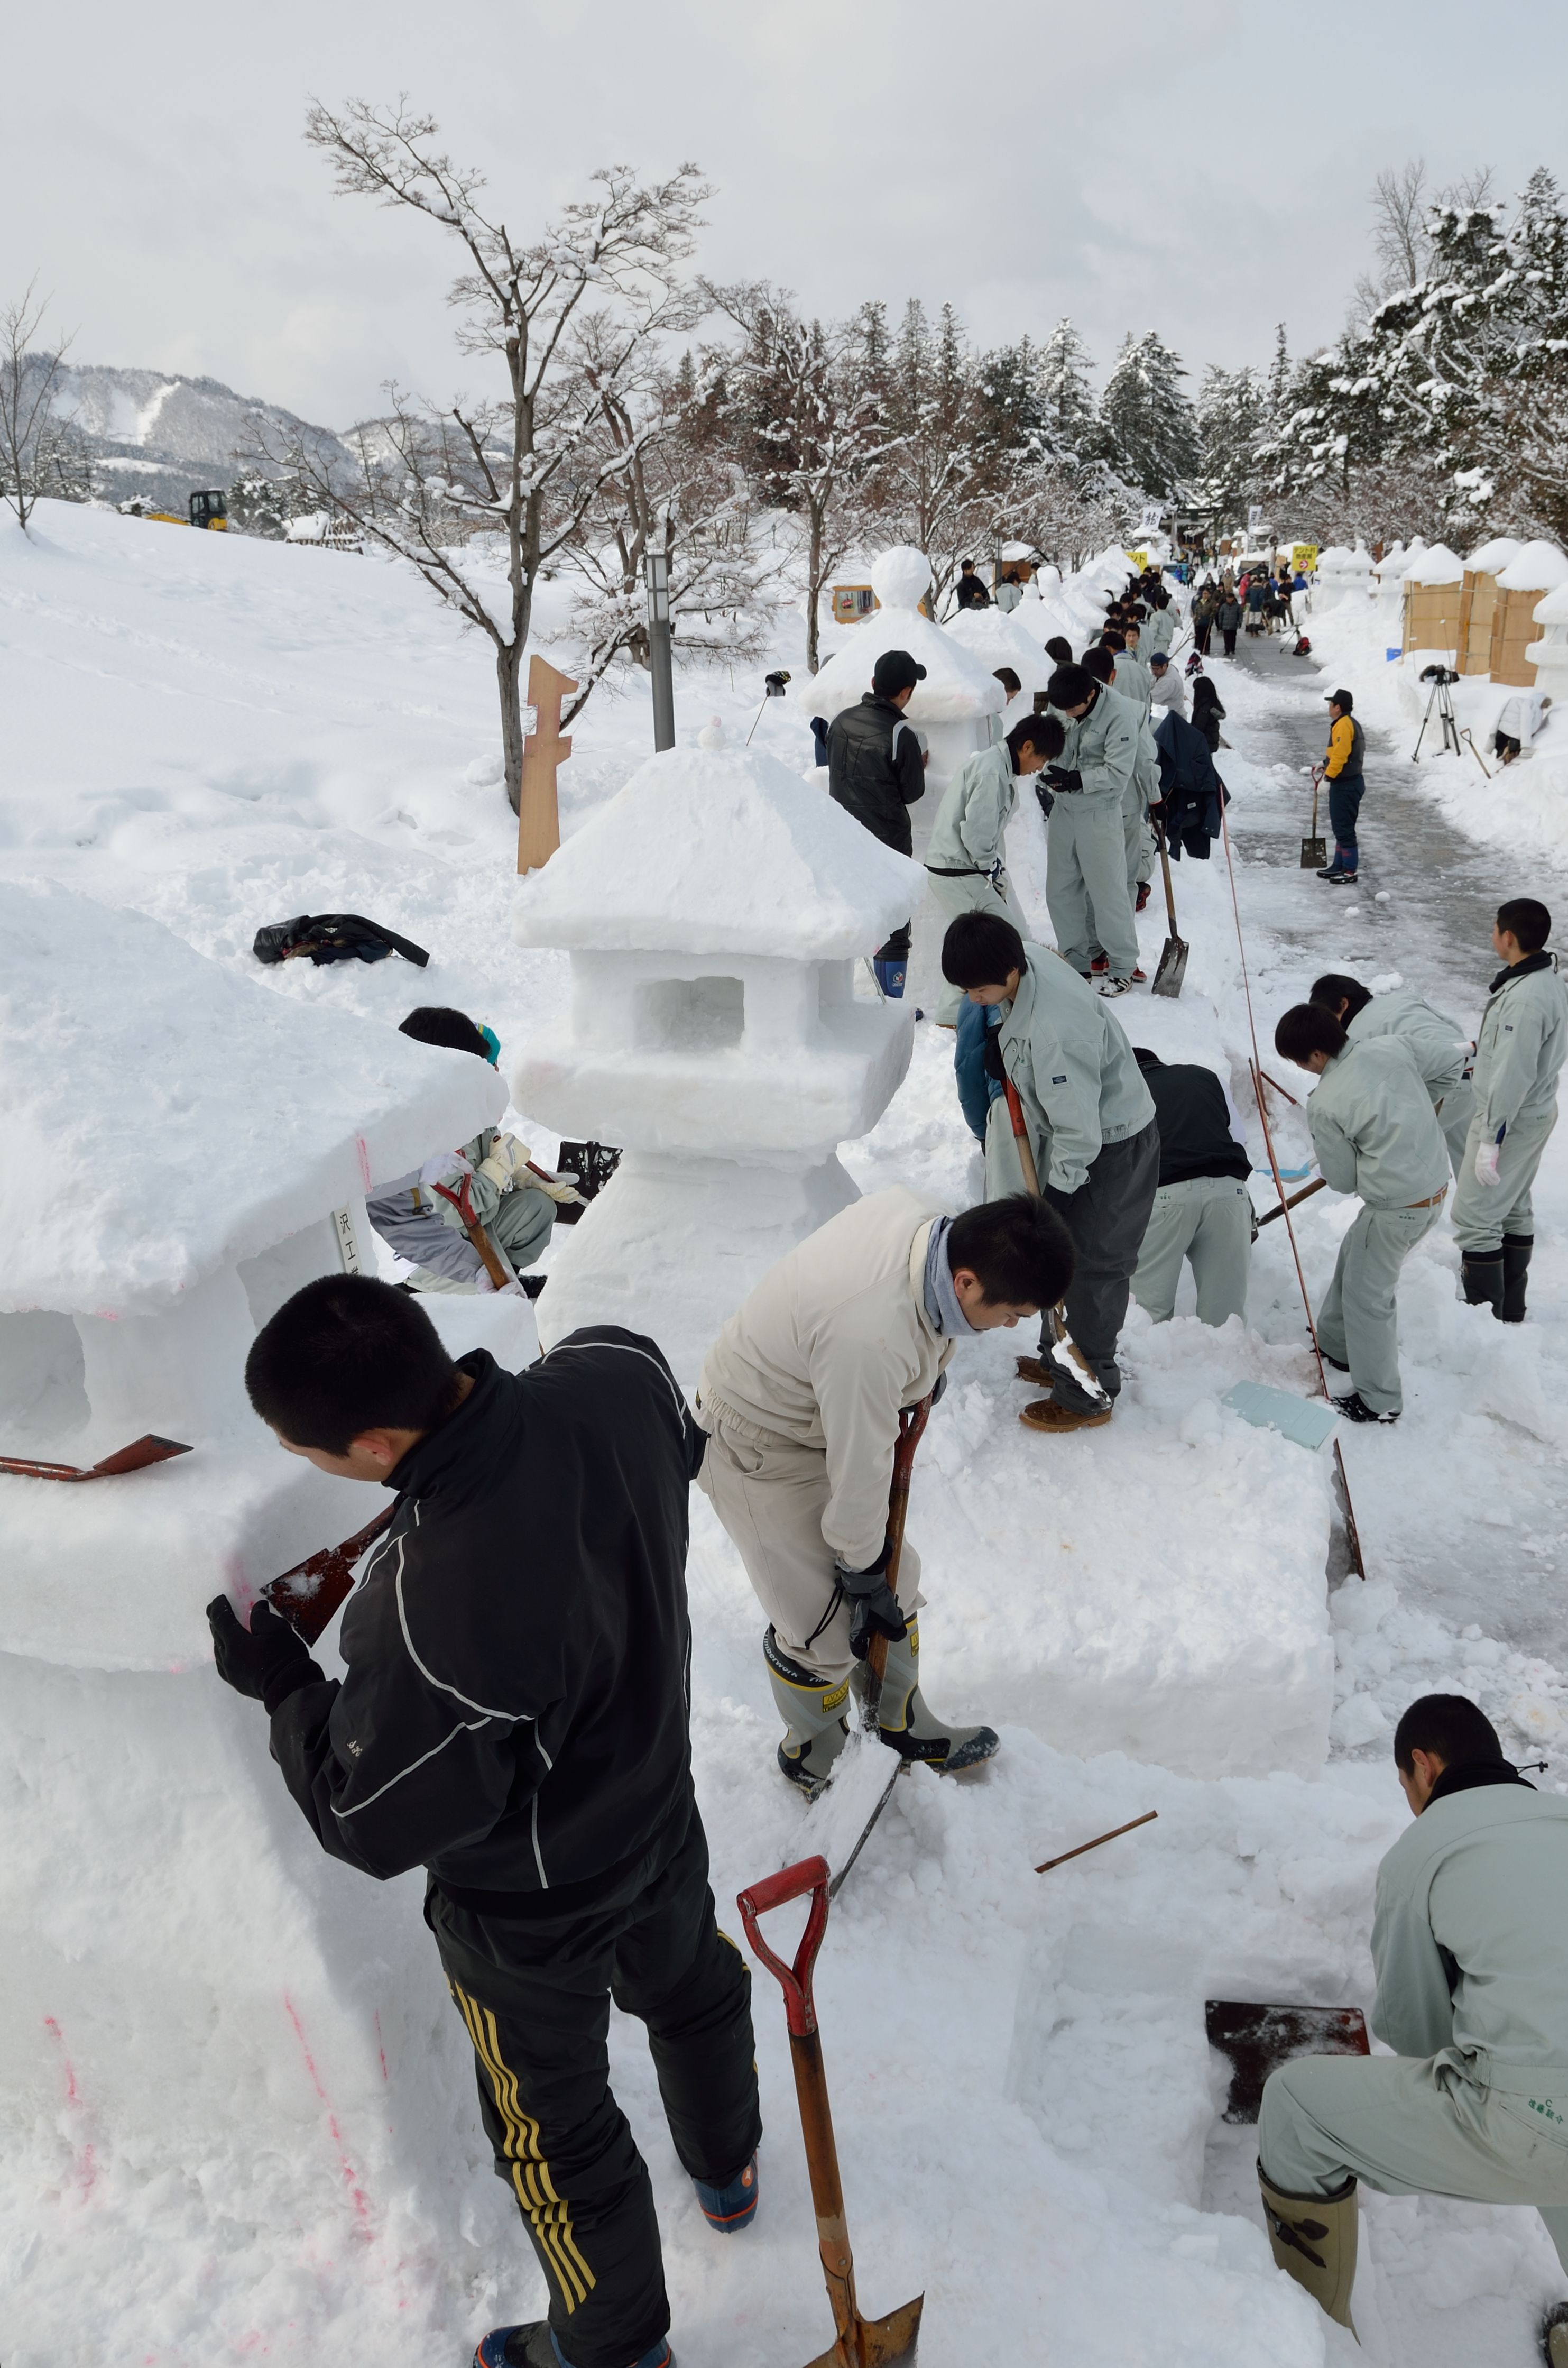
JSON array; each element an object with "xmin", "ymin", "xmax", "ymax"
[{"xmin": 644, "ymin": 550, "xmax": 676, "ymax": 752}]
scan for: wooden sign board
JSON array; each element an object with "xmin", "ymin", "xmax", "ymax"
[{"xmin": 517, "ymin": 656, "xmax": 578, "ymax": 874}]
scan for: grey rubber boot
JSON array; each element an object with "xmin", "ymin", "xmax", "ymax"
[
  {"xmin": 1257, "ymin": 2163, "xmax": 1358, "ymax": 2333},
  {"xmin": 1461, "ymin": 1250, "xmax": 1506, "ymax": 1317},
  {"xmin": 763, "ymin": 1627, "xmax": 850, "ymax": 1796},
  {"xmin": 868, "ymin": 1622, "xmax": 1000, "ymax": 1773},
  {"xmin": 1541, "ymin": 2298, "xmax": 1568, "ymax": 2367},
  {"xmin": 1502, "ymin": 1232, "xmax": 1534, "ymax": 1324}
]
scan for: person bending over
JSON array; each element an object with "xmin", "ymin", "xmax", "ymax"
[
  {"xmin": 1258, "ymin": 1693, "xmax": 1568, "ymax": 2355},
  {"xmin": 694, "ymin": 1189, "xmax": 1072, "ymax": 1790},
  {"xmin": 1128, "ymin": 1049, "xmax": 1252, "ymax": 1327},
  {"xmin": 208, "ymin": 1279, "xmax": 760, "ymax": 2368},
  {"xmin": 1309, "ymin": 970, "xmax": 1474, "ymax": 1178}
]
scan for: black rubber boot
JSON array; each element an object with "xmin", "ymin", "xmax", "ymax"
[
  {"xmin": 1460, "ymin": 1251, "xmax": 1505, "ymax": 1317},
  {"xmin": 1542, "ymin": 2299, "xmax": 1568, "ymax": 2368},
  {"xmin": 1501, "ymin": 1232, "xmax": 1534, "ymax": 1324}
]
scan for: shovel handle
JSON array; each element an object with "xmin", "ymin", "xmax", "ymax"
[
  {"xmin": 1004, "ymin": 1078, "xmax": 1043, "ymax": 1198},
  {"xmin": 737, "ymin": 1855, "xmax": 831, "ymax": 2038}
]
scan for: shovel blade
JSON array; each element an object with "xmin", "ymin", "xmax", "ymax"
[
  {"xmin": 1300, "ymin": 837, "xmax": 1327, "ymax": 869},
  {"xmin": 1151, "ymin": 934, "xmax": 1188, "ymax": 998},
  {"xmin": 805, "ymin": 2293, "xmax": 924, "ymax": 2368}
]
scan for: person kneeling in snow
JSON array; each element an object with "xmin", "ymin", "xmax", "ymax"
[
  {"xmin": 366, "ymin": 1006, "xmax": 577, "ymax": 1293},
  {"xmin": 694, "ymin": 1189, "xmax": 1072, "ymax": 1792},
  {"xmin": 1274, "ymin": 1001, "xmax": 1449, "ymax": 1424},
  {"xmin": 209, "ymin": 1279, "xmax": 761, "ymax": 2368},
  {"xmin": 942, "ymin": 910, "xmax": 1159, "ymax": 1435},
  {"xmin": 1258, "ymin": 1693, "xmax": 1568, "ymax": 2356}
]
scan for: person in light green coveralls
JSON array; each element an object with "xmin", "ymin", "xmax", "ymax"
[
  {"xmin": 1043, "ymin": 660, "xmax": 1141, "ymax": 994},
  {"xmin": 1450, "ymin": 898, "xmax": 1568, "ymax": 1323},
  {"xmin": 1310, "ymin": 970, "xmax": 1475, "ymax": 1177},
  {"xmin": 1257, "ymin": 1692, "xmax": 1568, "ymax": 2356},
  {"xmin": 923, "ymin": 715, "xmax": 1054, "ymax": 1026},
  {"xmin": 1276, "ymin": 1001, "xmax": 1449, "ymax": 1423}
]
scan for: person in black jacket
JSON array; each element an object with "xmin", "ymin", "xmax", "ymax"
[
  {"xmin": 954, "ymin": 558, "xmax": 990, "ymax": 609},
  {"xmin": 1151, "ymin": 706, "xmax": 1225, "ymax": 860},
  {"xmin": 1189, "ymin": 674, "xmax": 1225, "ymax": 753},
  {"xmin": 1128, "ymin": 1049, "xmax": 1255, "ymax": 1325},
  {"xmin": 827, "ymin": 647, "xmax": 928, "ymax": 995},
  {"xmin": 207, "ymin": 1277, "xmax": 759, "ymax": 2368}
]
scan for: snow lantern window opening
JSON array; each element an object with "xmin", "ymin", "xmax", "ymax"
[
  {"xmin": 638, "ymin": 974, "xmax": 745, "ymax": 1053},
  {"xmin": 0, "ymin": 1310, "xmax": 90, "ymax": 1443},
  {"xmin": 510, "ymin": 736, "xmax": 925, "ymax": 1383}
]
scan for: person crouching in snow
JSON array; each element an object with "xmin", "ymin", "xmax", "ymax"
[
  {"xmin": 1258, "ymin": 1692, "xmax": 1568, "ymax": 2355},
  {"xmin": 694, "ymin": 1188, "xmax": 1073, "ymax": 1793},
  {"xmin": 1274, "ymin": 1001, "xmax": 1449, "ymax": 1423},
  {"xmin": 924, "ymin": 714, "xmax": 1056, "ymax": 1027},
  {"xmin": 366, "ymin": 1006, "xmax": 577, "ymax": 1293},
  {"xmin": 942, "ymin": 911, "xmax": 1159, "ymax": 1434}
]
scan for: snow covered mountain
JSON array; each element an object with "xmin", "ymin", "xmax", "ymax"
[{"xmin": 55, "ymin": 361, "xmax": 355, "ymax": 512}]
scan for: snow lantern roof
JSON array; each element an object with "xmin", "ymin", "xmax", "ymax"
[
  {"xmin": 1464, "ymin": 535, "xmax": 1522, "ymax": 575},
  {"xmin": 942, "ymin": 604, "xmax": 1054, "ymax": 691},
  {"xmin": 1532, "ymin": 580, "xmax": 1568, "ymax": 626},
  {"xmin": 999, "ymin": 540, "xmax": 1036, "ymax": 562},
  {"xmin": 0, "ymin": 878, "xmax": 504, "ymax": 1317},
  {"xmin": 1402, "ymin": 543, "xmax": 1464, "ymax": 584},
  {"xmin": 511, "ymin": 739, "xmax": 924, "ymax": 961},
  {"xmin": 1497, "ymin": 540, "xmax": 1568, "ymax": 591},
  {"xmin": 1372, "ymin": 543, "xmax": 1407, "ymax": 579},
  {"xmin": 800, "ymin": 547, "xmax": 1006, "ymax": 726}
]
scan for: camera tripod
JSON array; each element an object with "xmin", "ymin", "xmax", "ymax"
[{"xmin": 1412, "ymin": 666, "xmax": 1463, "ymax": 761}]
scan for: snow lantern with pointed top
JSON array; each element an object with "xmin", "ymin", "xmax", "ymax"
[
  {"xmin": 799, "ymin": 546, "xmax": 1006, "ymax": 795},
  {"xmin": 511, "ymin": 731, "xmax": 924, "ymax": 1381}
]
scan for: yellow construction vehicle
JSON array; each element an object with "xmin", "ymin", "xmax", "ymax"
[{"xmin": 132, "ymin": 491, "xmax": 228, "ymax": 529}]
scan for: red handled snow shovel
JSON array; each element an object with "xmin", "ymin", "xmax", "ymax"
[
  {"xmin": 1206, "ymin": 1999, "xmax": 1369, "ymax": 2123},
  {"xmin": 0, "ymin": 1435, "xmax": 192, "ymax": 1481},
  {"xmin": 1003, "ymin": 1080, "xmax": 1111, "ymax": 1412},
  {"xmin": 739, "ymin": 1855, "xmax": 923, "ymax": 2367},
  {"xmin": 1300, "ymin": 766, "xmax": 1327, "ymax": 869},
  {"xmin": 1150, "ymin": 818, "xmax": 1188, "ymax": 998},
  {"xmin": 262, "ymin": 1506, "xmax": 397, "ymax": 1645}
]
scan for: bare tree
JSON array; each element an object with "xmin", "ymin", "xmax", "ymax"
[
  {"xmin": 1354, "ymin": 159, "xmax": 1499, "ymax": 324},
  {"xmin": 265, "ymin": 100, "xmax": 709, "ymax": 809},
  {"xmin": 0, "ymin": 282, "xmax": 86, "ymax": 529},
  {"xmin": 705, "ymin": 282, "xmax": 892, "ymax": 672}
]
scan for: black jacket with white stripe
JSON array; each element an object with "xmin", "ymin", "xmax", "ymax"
[{"xmin": 269, "ymin": 1330, "xmax": 704, "ymax": 1898}]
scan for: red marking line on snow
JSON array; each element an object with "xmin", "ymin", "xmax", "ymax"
[
  {"xmin": 284, "ymin": 1994, "xmax": 373, "ymax": 2236},
  {"xmin": 374, "ymin": 2008, "xmax": 389, "ymax": 2084},
  {"xmin": 43, "ymin": 2015, "xmax": 98, "ymax": 2199},
  {"xmin": 355, "ymin": 1134, "xmax": 372, "ymax": 1192}
]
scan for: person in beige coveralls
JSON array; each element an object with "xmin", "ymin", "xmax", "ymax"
[{"xmin": 694, "ymin": 1189, "xmax": 1073, "ymax": 1793}]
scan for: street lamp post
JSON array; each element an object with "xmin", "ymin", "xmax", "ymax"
[{"xmin": 644, "ymin": 550, "xmax": 676, "ymax": 752}]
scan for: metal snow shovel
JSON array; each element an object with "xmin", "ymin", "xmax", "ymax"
[
  {"xmin": 1150, "ymin": 819, "xmax": 1188, "ymax": 997},
  {"xmin": 0, "ymin": 1434, "xmax": 192, "ymax": 1482},
  {"xmin": 1206, "ymin": 2000, "xmax": 1369, "ymax": 2124},
  {"xmin": 738, "ymin": 1855, "xmax": 923, "ymax": 2368},
  {"xmin": 262, "ymin": 1506, "xmax": 397, "ymax": 1644},
  {"xmin": 825, "ymin": 1392, "xmax": 933, "ymax": 1902},
  {"xmin": 1300, "ymin": 766, "xmax": 1327, "ymax": 869}
]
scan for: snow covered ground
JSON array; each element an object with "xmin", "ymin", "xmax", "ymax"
[{"xmin": 4, "ymin": 504, "xmax": 1568, "ymax": 2367}]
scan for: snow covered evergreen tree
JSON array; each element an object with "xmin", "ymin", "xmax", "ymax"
[
  {"xmin": 1192, "ymin": 364, "xmax": 1266, "ymax": 525},
  {"xmin": 1035, "ymin": 317, "xmax": 1097, "ymax": 461},
  {"xmin": 1097, "ymin": 331, "xmax": 1198, "ymax": 501}
]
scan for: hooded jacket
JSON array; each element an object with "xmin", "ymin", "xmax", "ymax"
[
  {"xmin": 827, "ymin": 693, "xmax": 926, "ymax": 854},
  {"xmin": 268, "ymin": 1333, "xmax": 703, "ymax": 1898},
  {"xmin": 1306, "ymin": 1036, "xmax": 1451, "ymax": 1209},
  {"xmin": 1471, "ymin": 950, "xmax": 1568, "ymax": 1142},
  {"xmin": 996, "ymin": 942, "xmax": 1156, "ymax": 1196},
  {"xmin": 926, "ymin": 740, "xmax": 1016, "ymax": 873}
]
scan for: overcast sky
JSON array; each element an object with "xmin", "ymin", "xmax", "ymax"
[{"xmin": 7, "ymin": 0, "xmax": 1567, "ymax": 429}]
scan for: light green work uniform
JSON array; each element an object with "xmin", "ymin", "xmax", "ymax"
[
  {"xmin": 925, "ymin": 742, "xmax": 1024, "ymax": 1025},
  {"xmin": 1308, "ymin": 1037, "xmax": 1450, "ymax": 1415},
  {"xmin": 1131, "ymin": 1175, "xmax": 1252, "ymax": 1325},
  {"xmin": 1346, "ymin": 987, "xmax": 1475, "ymax": 1177},
  {"xmin": 1450, "ymin": 954, "xmax": 1568, "ymax": 1254},
  {"xmin": 1259, "ymin": 1780, "xmax": 1568, "ymax": 2277},
  {"xmin": 1141, "ymin": 608, "xmax": 1177, "ymax": 656},
  {"xmin": 1048, "ymin": 685, "xmax": 1140, "ymax": 981}
]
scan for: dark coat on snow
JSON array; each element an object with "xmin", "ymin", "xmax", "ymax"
[
  {"xmin": 269, "ymin": 1333, "xmax": 704, "ymax": 1902},
  {"xmin": 1153, "ymin": 708, "xmax": 1225, "ymax": 859}
]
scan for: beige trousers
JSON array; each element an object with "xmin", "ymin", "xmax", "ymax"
[{"xmin": 696, "ymin": 1404, "xmax": 923, "ymax": 1685}]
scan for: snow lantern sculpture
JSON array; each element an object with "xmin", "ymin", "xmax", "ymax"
[
  {"xmin": 799, "ymin": 546, "xmax": 1006, "ymax": 797},
  {"xmin": 1527, "ymin": 578, "xmax": 1568, "ymax": 708},
  {"xmin": 0, "ymin": 877, "xmax": 509, "ymax": 1668},
  {"xmin": 944, "ymin": 602, "xmax": 1055, "ymax": 722},
  {"xmin": 1458, "ymin": 536, "xmax": 1523, "ymax": 674},
  {"xmin": 1371, "ymin": 543, "xmax": 1407, "ymax": 618},
  {"xmin": 1491, "ymin": 541, "xmax": 1568, "ymax": 685},
  {"xmin": 1310, "ymin": 546, "xmax": 1350, "ymax": 614},
  {"xmin": 511, "ymin": 736, "xmax": 924, "ymax": 1383}
]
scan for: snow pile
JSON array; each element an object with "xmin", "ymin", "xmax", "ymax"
[
  {"xmin": 512, "ymin": 741, "xmax": 923, "ymax": 958},
  {"xmin": 942, "ymin": 600, "xmax": 1058, "ymax": 693}
]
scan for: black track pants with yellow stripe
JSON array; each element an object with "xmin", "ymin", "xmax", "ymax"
[{"xmin": 429, "ymin": 1802, "xmax": 760, "ymax": 2368}]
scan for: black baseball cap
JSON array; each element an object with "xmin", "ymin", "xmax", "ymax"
[
  {"xmin": 873, "ymin": 649, "xmax": 927, "ymax": 696},
  {"xmin": 1325, "ymin": 687, "xmax": 1354, "ymax": 710}
]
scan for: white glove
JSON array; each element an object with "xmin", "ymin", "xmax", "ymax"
[
  {"xmin": 419, "ymin": 1149, "xmax": 472, "ymax": 1192},
  {"xmin": 1474, "ymin": 1140, "xmax": 1502, "ymax": 1188},
  {"xmin": 476, "ymin": 1133, "xmax": 531, "ymax": 1191},
  {"xmin": 473, "ymin": 1271, "xmax": 526, "ymax": 1299}
]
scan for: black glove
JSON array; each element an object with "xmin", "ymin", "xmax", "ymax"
[
  {"xmin": 1034, "ymin": 779, "xmax": 1055, "ymax": 822},
  {"xmin": 1045, "ymin": 765, "xmax": 1083, "ymax": 794},
  {"xmin": 981, "ymin": 1023, "xmax": 1007, "ymax": 1082},
  {"xmin": 835, "ymin": 1541, "xmax": 908, "ymax": 1661},
  {"xmin": 207, "ymin": 1596, "xmax": 324, "ymax": 1713}
]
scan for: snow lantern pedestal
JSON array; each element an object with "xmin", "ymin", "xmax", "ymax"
[
  {"xmin": 796, "ymin": 546, "xmax": 1006, "ymax": 801},
  {"xmin": 1527, "ymin": 578, "xmax": 1568, "ymax": 709},
  {"xmin": 0, "ymin": 877, "xmax": 517, "ymax": 1669},
  {"xmin": 512, "ymin": 735, "xmax": 924, "ymax": 1385}
]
